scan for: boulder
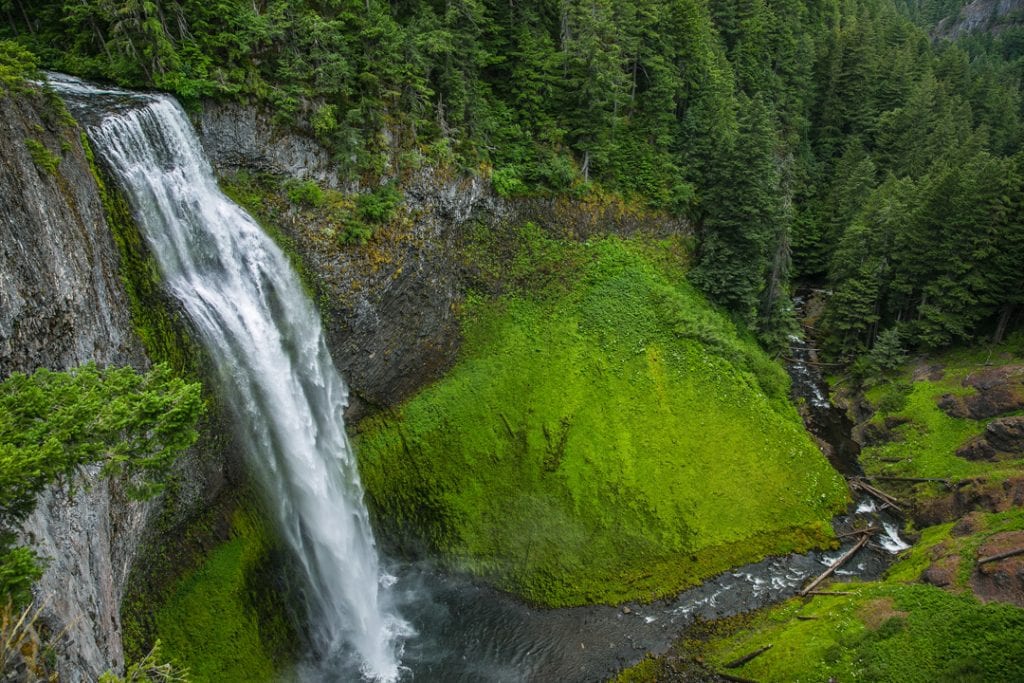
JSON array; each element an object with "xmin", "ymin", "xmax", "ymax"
[
  {"xmin": 957, "ymin": 436, "xmax": 997, "ymax": 461},
  {"xmin": 923, "ymin": 554, "xmax": 960, "ymax": 588},
  {"xmin": 937, "ymin": 366, "xmax": 1024, "ymax": 420},
  {"xmin": 971, "ymin": 530, "xmax": 1024, "ymax": 607},
  {"xmin": 955, "ymin": 416, "xmax": 1024, "ymax": 461},
  {"xmin": 985, "ymin": 416, "xmax": 1024, "ymax": 454}
]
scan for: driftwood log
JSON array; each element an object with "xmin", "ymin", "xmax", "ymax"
[
  {"xmin": 978, "ymin": 547, "xmax": 1024, "ymax": 566},
  {"xmin": 723, "ymin": 644, "xmax": 773, "ymax": 669},
  {"xmin": 800, "ymin": 534, "xmax": 871, "ymax": 597}
]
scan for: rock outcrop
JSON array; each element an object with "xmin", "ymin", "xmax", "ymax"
[
  {"xmin": 196, "ymin": 102, "xmax": 338, "ymax": 187},
  {"xmin": 196, "ymin": 104, "xmax": 689, "ymax": 421},
  {"xmin": 957, "ymin": 416, "xmax": 1024, "ymax": 461},
  {"xmin": 934, "ymin": 0, "xmax": 1024, "ymax": 40},
  {"xmin": 0, "ymin": 86, "xmax": 150, "ymax": 680},
  {"xmin": 937, "ymin": 365, "xmax": 1024, "ymax": 420}
]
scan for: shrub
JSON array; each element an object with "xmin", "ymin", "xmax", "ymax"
[
  {"xmin": 0, "ymin": 40, "xmax": 36, "ymax": 93},
  {"xmin": 0, "ymin": 363, "xmax": 204, "ymax": 604},
  {"xmin": 25, "ymin": 139, "xmax": 59, "ymax": 175},
  {"xmin": 355, "ymin": 184, "xmax": 402, "ymax": 223},
  {"xmin": 491, "ymin": 166, "xmax": 528, "ymax": 197},
  {"xmin": 284, "ymin": 179, "xmax": 324, "ymax": 207}
]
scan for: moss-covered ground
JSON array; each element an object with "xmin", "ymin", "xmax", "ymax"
[
  {"xmin": 678, "ymin": 509, "xmax": 1024, "ymax": 682},
  {"xmin": 357, "ymin": 234, "xmax": 847, "ymax": 607},
  {"xmin": 150, "ymin": 505, "xmax": 296, "ymax": 682},
  {"xmin": 857, "ymin": 337, "xmax": 1024, "ymax": 501}
]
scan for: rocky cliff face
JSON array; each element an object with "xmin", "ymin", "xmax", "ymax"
[
  {"xmin": 0, "ymin": 85, "xmax": 150, "ymax": 680},
  {"xmin": 0, "ymin": 86, "xmax": 228, "ymax": 681},
  {"xmin": 934, "ymin": 0, "xmax": 1024, "ymax": 39},
  {"xmin": 196, "ymin": 102, "xmax": 689, "ymax": 421}
]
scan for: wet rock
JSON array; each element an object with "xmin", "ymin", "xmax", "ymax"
[
  {"xmin": 923, "ymin": 554, "xmax": 960, "ymax": 588},
  {"xmin": 971, "ymin": 530, "xmax": 1024, "ymax": 607}
]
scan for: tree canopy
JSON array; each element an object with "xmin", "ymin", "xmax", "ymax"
[{"xmin": 3, "ymin": 0, "xmax": 1022, "ymax": 355}]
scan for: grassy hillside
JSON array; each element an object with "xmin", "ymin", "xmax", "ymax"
[{"xmin": 356, "ymin": 233, "xmax": 847, "ymax": 606}]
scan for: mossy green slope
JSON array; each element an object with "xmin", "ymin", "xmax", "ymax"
[
  {"xmin": 152, "ymin": 507, "xmax": 291, "ymax": 682},
  {"xmin": 357, "ymin": 236, "xmax": 847, "ymax": 607}
]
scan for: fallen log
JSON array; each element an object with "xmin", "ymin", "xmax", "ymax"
[
  {"xmin": 977, "ymin": 547, "xmax": 1024, "ymax": 566},
  {"xmin": 862, "ymin": 475, "xmax": 955, "ymax": 488},
  {"xmin": 848, "ymin": 478, "xmax": 904, "ymax": 511},
  {"xmin": 800, "ymin": 535, "xmax": 870, "ymax": 597},
  {"xmin": 836, "ymin": 525, "xmax": 880, "ymax": 539},
  {"xmin": 723, "ymin": 644, "xmax": 773, "ymax": 669},
  {"xmin": 795, "ymin": 615, "xmax": 818, "ymax": 621},
  {"xmin": 806, "ymin": 590, "xmax": 854, "ymax": 596}
]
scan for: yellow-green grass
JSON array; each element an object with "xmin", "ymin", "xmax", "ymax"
[
  {"xmin": 357, "ymin": 236, "xmax": 847, "ymax": 606},
  {"xmin": 703, "ymin": 581, "xmax": 1024, "ymax": 682}
]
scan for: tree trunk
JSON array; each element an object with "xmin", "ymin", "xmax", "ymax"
[{"xmin": 993, "ymin": 303, "xmax": 1017, "ymax": 345}]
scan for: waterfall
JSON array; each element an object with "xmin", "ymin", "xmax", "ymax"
[{"xmin": 52, "ymin": 75, "xmax": 409, "ymax": 681}]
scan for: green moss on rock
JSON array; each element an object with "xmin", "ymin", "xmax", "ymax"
[
  {"xmin": 357, "ymin": 237, "xmax": 847, "ymax": 606},
  {"xmin": 152, "ymin": 507, "xmax": 288, "ymax": 682}
]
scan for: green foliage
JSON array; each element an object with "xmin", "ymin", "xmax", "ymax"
[
  {"xmin": 358, "ymin": 236, "xmax": 846, "ymax": 606},
  {"xmin": 355, "ymin": 184, "xmax": 402, "ymax": 223},
  {"xmin": 0, "ymin": 363, "xmax": 204, "ymax": 604},
  {"xmin": 0, "ymin": 39, "xmax": 37, "ymax": 93},
  {"xmin": 7, "ymin": 0, "xmax": 1023, "ymax": 349},
  {"xmin": 24, "ymin": 138, "xmax": 59, "ymax": 175},
  {"xmin": 283, "ymin": 178, "xmax": 324, "ymax": 207},
  {"xmin": 859, "ymin": 347, "xmax": 1024, "ymax": 495},
  {"xmin": 855, "ymin": 327, "xmax": 910, "ymax": 385},
  {"xmin": 490, "ymin": 166, "xmax": 527, "ymax": 198}
]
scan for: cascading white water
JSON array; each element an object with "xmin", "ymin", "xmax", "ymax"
[{"xmin": 52, "ymin": 75, "xmax": 409, "ymax": 680}]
